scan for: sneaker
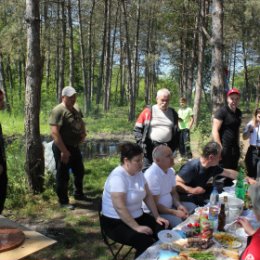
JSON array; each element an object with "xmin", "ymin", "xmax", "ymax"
[
  {"xmin": 74, "ymin": 194, "xmax": 88, "ymax": 201},
  {"xmin": 60, "ymin": 203, "xmax": 75, "ymax": 210}
]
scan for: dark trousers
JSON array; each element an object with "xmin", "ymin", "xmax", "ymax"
[
  {"xmin": 219, "ymin": 145, "xmax": 240, "ymax": 186},
  {"xmin": 101, "ymin": 213, "xmax": 164, "ymax": 258},
  {"xmin": 178, "ymin": 187, "xmax": 212, "ymax": 207},
  {"xmin": 0, "ymin": 165, "xmax": 7, "ymax": 214},
  {"xmin": 179, "ymin": 129, "xmax": 192, "ymax": 158},
  {"xmin": 52, "ymin": 143, "xmax": 85, "ymax": 204},
  {"xmin": 245, "ymin": 146, "xmax": 260, "ymax": 179}
]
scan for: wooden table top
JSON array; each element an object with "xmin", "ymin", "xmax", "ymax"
[{"xmin": 0, "ymin": 215, "xmax": 56, "ymax": 260}]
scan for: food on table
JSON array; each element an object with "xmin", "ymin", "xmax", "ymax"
[
  {"xmin": 166, "ymin": 232, "xmax": 173, "ymax": 238},
  {"xmin": 182, "ymin": 221, "xmax": 201, "ymax": 237},
  {"xmin": 195, "ymin": 206, "xmax": 209, "ymax": 215},
  {"xmin": 200, "ymin": 214, "xmax": 213, "ymax": 239},
  {"xmin": 220, "ymin": 248, "xmax": 239, "ymax": 260},
  {"xmin": 0, "ymin": 227, "xmax": 25, "ymax": 252},
  {"xmin": 169, "ymin": 248, "xmax": 239, "ymax": 260},
  {"xmin": 161, "ymin": 237, "xmax": 214, "ymax": 252},
  {"xmin": 213, "ymin": 232, "xmax": 242, "ymax": 248}
]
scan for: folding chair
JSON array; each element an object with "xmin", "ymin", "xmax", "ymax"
[{"xmin": 98, "ymin": 198, "xmax": 134, "ymax": 260}]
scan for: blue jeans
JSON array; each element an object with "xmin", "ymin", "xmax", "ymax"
[{"xmin": 160, "ymin": 201, "xmax": 196, "ymax": 228}]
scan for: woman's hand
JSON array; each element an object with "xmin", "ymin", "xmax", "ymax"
[
  {"xmin": 155, "ymin": 216, "xmax": 169, "ymax": 229},
  {"xmin": 134, "ymin": 225, "xmax": 153, "ymax": 235},
  {"xmin": 237, "ymin": 217, "xmax": 256, "ymax": 236}
]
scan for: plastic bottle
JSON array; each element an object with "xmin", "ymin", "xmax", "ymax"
[
  {"xmin": 208, "ymin": 186, "xmax": 219, "ymax": 231},
  {"xmin": 223, "ymin": 195, "xmax": 229, "ymax": 222},
  {"xmin": 235, "ymin": 167, "xmax": 245, "ymax": 200},
  {"xmin": 243, "ymin": 183, "xmax": 252, "ymax": 210},
  {"xmin": 217, "ymin": 203, "xmax": 226, "ymax": 231}
]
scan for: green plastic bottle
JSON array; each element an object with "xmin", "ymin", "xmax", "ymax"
[{"xmin": 235, "ymin": 167, "xmax": 245, "ymax": 200}]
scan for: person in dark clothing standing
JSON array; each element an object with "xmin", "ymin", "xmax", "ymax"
[
  {"xmin": 49, "ymin": 86, "xmax": 87, "ymax": 210},
  {"xmin": 133, "ymin": 88, "xmax": 179, "ymax": 171},
  {"xmin": 212, "ymin": 88, "xmax": 242, "ymax": 186},
  {"xmin": 0, "ymin": 89, "xmax": 7, "ymax": 214}
]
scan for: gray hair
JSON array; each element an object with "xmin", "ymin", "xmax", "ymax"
[
  {"xmin": 152, "ymin": 145, "xmax": 170, "ymax": 161},
  {"xmin": 156, "ymin": 88, "xmax": 171, "ymax": 98},
  {"xmin": 249, "ymin": 183, "xmax": 260, "ymax": 216}
]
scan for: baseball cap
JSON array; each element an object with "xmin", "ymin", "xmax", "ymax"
[
  {"xmin": 227, "ymin": 87, "xmax": 240, "ymax": 96},
  {"xmin": 62, "ymin": 86, "xmax": 77, "ymax": 97}
]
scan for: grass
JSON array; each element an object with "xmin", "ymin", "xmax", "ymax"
[{"xmin": 0, "ymin": 105, "xmax": 210, "ymax": 260}]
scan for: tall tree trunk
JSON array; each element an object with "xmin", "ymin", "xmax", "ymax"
[
  {"xmin": 231, "ymin": 42, "xmax": 237, "ymax": 89},
  {"xmin": 121, "ymin": 0, "xmax": 134, "ymax": 121},
  {"xmin": 86, "ymin": 0, "xmax": 96, "ymax": 112},
  {"xmin": 133, "ymin": 0, "xmax": 140, "ymax": 102},
  {"xmin": 18, "ymin": 57, "xmax": 23, "ymax": 101},
  {"xmin": 242, "ymin": 40, "xmax": 250, "ymax": 112},
  {"xmin": 96, "ymin": 1, "xmax": 107, "ymax": 106},
  {"xmin": 67, "ymin": 0, "xmax": 75, "ymax": 87},
  {"xmin": 186, "ymin": 17, "xmax": 198, "ymax": 104},
  {"xmin": 193, "ymin": 0, "xmax": 206, "ymax": 127},
  {"xmin": 104, "ymin": 0, "xmax": 112, "ymax": 112},
  {"xmin": 6, "ymin": 56, "xmax": 13, "ymax": 108},
  {"xmin": 43, "ymin": 1, "xmax": 51, "ymax": 91},
  {"xmin": 77, "ymin": 0, "xmax": 88, "ymax": 114},
  {"xmin": 256, "ymin": 72, "xmax": 260, "ymax": 108},
  {"xmin": 55, "ymin": 3, "xmax": 60, "ymax": 102},
  {"xmin": 119, "ymin": 11, "xmax": 126, "ymax": 106},
  {"xmin": 211, "ymin": 0, "xmax": 225, "ymax": 115},
  {"xmin": 58, "ymin": 0, "xmax": 66, "ymax": 101},
  {"xmin": 0, "ymin": 53, "xmax": 10, "ymax": 112},
  {"xmin": 25, "ymin": 0, "xmax": 44, "ymax": 193}
]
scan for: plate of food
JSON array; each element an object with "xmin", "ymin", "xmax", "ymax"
[
  {"xmin": 169, "ymin": 248, "xmax": 239, "ymax": 260},
  {"xmin": 213, "ymin": 232, "xmax": 242, "ymax": 249},
  {"xmin": 161, "ymin": 237, "xmax": 214, "ymax": 252},
  {"xmin": 158, "ymin": 230, "xmax": 182, "ymax": 243}
]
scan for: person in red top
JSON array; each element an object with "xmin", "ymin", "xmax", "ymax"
[{"xmin": 238, "ymin": 182, "xmax": 260, "ymax": 260}]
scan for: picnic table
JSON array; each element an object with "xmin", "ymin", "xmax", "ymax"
[
  {"xmin": 0, "ymin": 215, "xmax": 56, "ymax": 260},
  {"xmin": 135, "ymin": 189, "xmax": 259, "ymax": 260}
]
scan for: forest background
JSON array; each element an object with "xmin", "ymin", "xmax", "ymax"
[{"xmin": 0, "ymin": 0, "xmax": 260, "ymax": 259}]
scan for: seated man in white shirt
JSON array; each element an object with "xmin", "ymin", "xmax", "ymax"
[{"xmin": 144, "ymin": 145, "xmax": 196, "ymax": 228}]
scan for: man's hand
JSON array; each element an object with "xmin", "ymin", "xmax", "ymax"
[
  {"xmin": 177, "ymin": 204, "xmax": 189, "ymax": 215},
  {"xmin": 61, "ymin": 150, "xmax": 71, "ymax": 164},
  {"xmin": 80, "ymin": 132, "xmax": 87, "ymax": 142},
  {"xmin": 174, "ymin": 209, "xmax": 188, "ymax": 219},
  {"xmin": 190, "ymin": 186, "xmax": 205, "ymax": 194}
]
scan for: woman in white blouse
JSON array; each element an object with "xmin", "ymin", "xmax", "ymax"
[
  {"xmin": 243, "ymin": 108, "xmax": 260, "ymax": 179},
  {"xmin": 101, "ymin": 142, "xmax": 169, "ymax": 258}
]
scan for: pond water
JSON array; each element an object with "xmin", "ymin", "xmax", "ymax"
[{"xmin": 80, "ymin": 140, "xmax": 120, "ymax": 159}]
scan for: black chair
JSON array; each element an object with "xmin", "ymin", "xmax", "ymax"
[{"xmin": 98, "ymin": 198, "xmax": 134, "ymax": 260}]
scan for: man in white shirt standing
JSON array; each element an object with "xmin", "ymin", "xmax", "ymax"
[
  {"xmin": 133, "ymin": 89, "xmax": 179, "ymax": 171},
  {"xmin": 144, "ymin": 145, "xmax": 196, "ymax": 227}
]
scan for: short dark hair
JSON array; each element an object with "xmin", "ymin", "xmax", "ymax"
[
  {"xmin": 202, "ymin": 141, "xmax": 221, "ymax": 158},
  {"xmin": 119, "ymin": 142, "xmax": 143, "ymax": 164}
]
